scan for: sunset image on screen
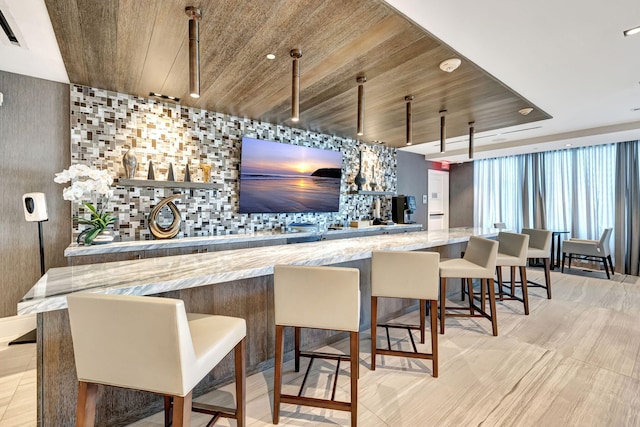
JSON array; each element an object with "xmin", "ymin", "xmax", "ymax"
[{"xmin": 239, "ymin": 137, "xmax": 342, "ymax": 213}]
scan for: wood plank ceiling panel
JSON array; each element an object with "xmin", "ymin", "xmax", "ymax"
[
  {"xmin": 115, "ymin": 1, "xmax": 160, "ymax": 95},
  {"xmin": 43, "ymin": 0, "xmax": 88, "ymax": 84},
  {"xmin": 75, "ymin": 0, "xmax": 118, "ymax": 91},
  {"xmin": 136, "ymin": 0, "xmax": 190, "ymax": 98},
  {"xmin": 46, "ymin": 0, "xmax": 552, "ymax": 148}
]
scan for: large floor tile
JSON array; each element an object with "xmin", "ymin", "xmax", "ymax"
[{"xmin": 482, "ymin": 351, "xmax": 640, "ymax": 426}]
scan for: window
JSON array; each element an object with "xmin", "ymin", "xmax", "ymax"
[{"xmin": 474, "ymin": 144, "xmax": 616, "ymax": 244}]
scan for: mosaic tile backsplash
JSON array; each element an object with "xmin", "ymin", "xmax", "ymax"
[{"xmin": 69, "ymin": 85, "xmax": 397, "ymax": 241}]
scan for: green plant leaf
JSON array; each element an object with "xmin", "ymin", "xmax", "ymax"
[
  {"xmin": 83, "ymin": 202, "xmax": 99, "ymax": 217},
  {"xmin": 84, "ymin": 227, "xmax": 101, "ymax": 244},
  {"xmin": 75, "ymin": 218, "xmax": 95, "ymax": 226}
]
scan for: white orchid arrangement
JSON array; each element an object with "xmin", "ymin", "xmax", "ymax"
[{"xmin": 54, "ymin": 164, "xmax": 116, "ymax": 244}]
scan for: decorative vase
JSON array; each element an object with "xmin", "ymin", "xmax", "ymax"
[
  {"xmin": 354, "ymin": 151, "xmax": 366, "ymax": 191},
  {"xmin": 200, "ymin": 163, "xmax": 212, "ymax": 183},
  {"xmin": 369, "ymin": 165, "xmax": 378, "ymax": 191},
  {"xmin": 91, "ymin": 229, "xmax": 115, "ymax": 244},
  {"xmin": 78, "ymin": 228, "xmax": 115, "ymax": 245},
  {"xmin": 122, "ymin": 148, "xmax": 137, "ymax": 179}
]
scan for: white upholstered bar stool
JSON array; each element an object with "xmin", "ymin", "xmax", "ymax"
[
  {"xmin": 66, "ymin": 293, "xmax": 246, "ymax": 427},
  {"xmin": 439, "ymin": 236, "xmax": 499, "ymax": 336},
  {"xmin": 495, "ymin": 232, "xmax": 531, "ymax": 315},
  {"xmin": 371, "ymin": 250, "xmax": 439, "ymax": 377},
  {"xmin": 522, "ymin": 228, "xmax": 553, "ymax": 299},
  {"xmin": 273, "ymin": 265, "xmax": 360, "ymax": 427}
]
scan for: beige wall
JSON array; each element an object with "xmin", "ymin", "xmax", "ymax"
[{"xmin": 0, "ymin": 71, "xmax": 70, "ymax": 317}]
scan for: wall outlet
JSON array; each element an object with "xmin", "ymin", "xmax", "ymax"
[{"xmin": 422, "ymin": 194, "xmax": 427, "ymax": 204}]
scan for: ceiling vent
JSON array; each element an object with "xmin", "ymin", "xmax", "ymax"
[{"xmin": 0, "ymin": 8, "xmax": 20, "ymax": 46}]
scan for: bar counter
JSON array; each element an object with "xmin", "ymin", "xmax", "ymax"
[
  {"xmin": 21, "ymin": 227, "xmax": 493, "ymax": 315},
  {"xmin": 24, "ymin": 227, "xmax": 497, "ymax": 426}
]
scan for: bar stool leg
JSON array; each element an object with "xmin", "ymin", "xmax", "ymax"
[
  {"xmin": 294, "ymin": 327, "xmax": 301, "ymax": 372},
  {"xmin": 487, "ymin": 278, "xmax": 498, "ymax": 336},
  {"xmin": 163, "ymin": 396, "xmax": 172, "ymax": 427},
  {"xmin": 480, "ymin": 279, "xmax": 486, "ymax": 312},
  {"xmin": 419, "ymin": 299, "xmax": 426, "ymax": 344},
  {"xmin": 349, "ymin": 331, "xmax": 359, "ymax": 427},
  {"xmin": 439, "ymin": 278, "xmax": 447, "ymax": 334},
  {"xmin": 496, "ymin": 267, "xmax": 504, "ymax": 301},
  {"xmin": 543, "ymin": 258, "xmax": 552, "ymax": 299},
  {"xmin": 172, "ymin": 392, "xmax": 192, "ymax": 427},
  {"xmin": 510, "ymin": 266, "xmax": 516, "ymax": 295},
  {"xmin": 235, "ymin": 338, "xmax": 246, "ymax": 427},
  {"xmin": 520, "ymin": 266, "xmax": 530, "ymax": 315},
  {"xmin": 370, "ymin": 296, "xmax": 378, "ymax": 371},
  {"xmin": 430, "ymin": 300, "xmax": 438, "ymax": 378},
  {"xmin": 467, "ymin": 278, "xmax": 475, "ymax": 315},
  {"xmin": 76, "ymin": 381, "xmax": 98, "ymax": 427},
  {"xmin": 273, "ymin": 325, "xmax": 284, "ymax": 424}
]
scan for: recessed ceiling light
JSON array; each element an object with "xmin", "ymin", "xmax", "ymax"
[
  {"xmin": 518, "ymin": 107, "xmax": 534, "ymax": 115},
  {"xmin": 439, "ymin": 58, "xmax": 461, "ymax": 73},
  {"xmin": 565, "ymin": 143, "xmax": 572, "ymax": 147},
  {"xmin": 266, "ymin": 53, "xmax": 276, "ymax": 60},
  {"xmin": 623, "ymin": 25, "xmax": 640, "ymax": 37}
]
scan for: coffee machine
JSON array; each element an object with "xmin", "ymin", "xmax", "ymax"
[{"xmin": 392, "ymin": 195, "xmax": 416, "ymax": 224}]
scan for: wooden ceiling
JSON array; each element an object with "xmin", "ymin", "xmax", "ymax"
[{"xmin": 44, "ymin": 0, "xmax": 551, "ymax": 148}]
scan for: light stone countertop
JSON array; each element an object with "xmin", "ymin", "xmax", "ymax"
[
  {"xmin": 63, "ymin": 224, "xmax": 424, "ymax": 257},
  {"xmin": 20, "ymin": 227, "xmax": 498, "ymax": 315}
]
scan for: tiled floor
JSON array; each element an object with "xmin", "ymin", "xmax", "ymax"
[
  {"xmin": 0, "ymin": 335, "xmax": 36, "ymax": 426},
  {"xmin": 2, "ymin": 267, "xmax": 640, "ymax": 426}
]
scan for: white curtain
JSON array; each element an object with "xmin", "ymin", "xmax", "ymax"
[
  {"xmin": 475, "ymin": 144, "xmax": 616, "ymax": 253},
  {"xmin": 474, "ymin": 155, "xmax": 526, "ymax": 232}
]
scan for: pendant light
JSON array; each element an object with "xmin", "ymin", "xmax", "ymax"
[
  {"xmin": 290, "ymin": 49, "xmax": 302, "ymax": 122},
  {"xmin": 405, "ymin": 95, "xmax": 414, "ymax": 145},
  {"xmin": 185, "ymin": 7, "xmax": 201, "ymax": 98},
  {"xmin": 439, "ymin": 109, "xmax": 447, "ymax": 153},
  {"xmin": 356, "ymin": 76, "xmax": 366, "ymax": 136},
  {"xmin": 468, "ymin": 121, "xmax": 475, "ymax": 159}
]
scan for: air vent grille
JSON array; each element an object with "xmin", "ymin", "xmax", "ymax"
[{"xmin": 0, "ymin": 8, "xmax": 19, "ymax": 46}]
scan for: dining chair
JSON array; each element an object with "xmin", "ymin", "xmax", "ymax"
[{"xmin": 562, "ymin": 228, "xmax": 614, "ymax": 279}]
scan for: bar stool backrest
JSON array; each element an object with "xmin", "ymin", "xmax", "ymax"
[
  {"xmin": 598, "ymin": 228, "xmax": 613, "ymax": 256},
  {"xmin": 522, "ymin": 228, "xmax": 552, "ymax": 252},
  {"xmin": 497, "ymin": 232, "xmax": 530, "ymax": 264},
  {"xmin": 274, "ymin": 265, "xmax": 361, "ymax": 332},
  {"xmin": 371, "ymin": 251, "xmax": 440, "ymax": 300},
  {"xmin": 67, "ymin": 293, "xmax": 195, "ymax": 396},
  {"xmin": 463, "ymin": 236, "xmax": 499, "ymax": 273}
]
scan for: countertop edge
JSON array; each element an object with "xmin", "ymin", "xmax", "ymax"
[
  {"xmin": 22, "ymin": 228, "xmax": 497, "ymax": 315},
  {"xmin": 64, "ymin": 224, "xmax": 424, "ymax": 256}
]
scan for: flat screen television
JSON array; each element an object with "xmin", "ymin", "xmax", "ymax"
[{"xmin": 239, "ymin": 137, "xmax": 342, "ymax": 213}]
